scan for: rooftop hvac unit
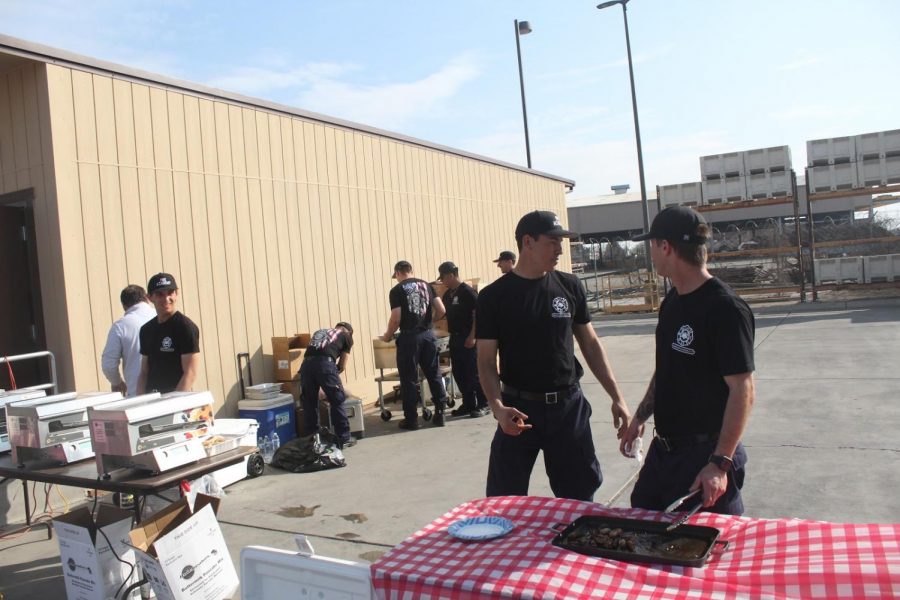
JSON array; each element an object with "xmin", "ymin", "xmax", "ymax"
[{"xmin": 807, "ymin": 136, "xmax": 856, "ymax": 166}]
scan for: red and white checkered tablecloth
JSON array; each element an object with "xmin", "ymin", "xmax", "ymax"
[{"xmin": 371, "ymin": 496, "xmax": 900, "ymax": 599}]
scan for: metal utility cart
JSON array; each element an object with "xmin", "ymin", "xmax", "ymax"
[{"xmin": 372, "ymin": 333, "xmax": 456, "ymax": 422}]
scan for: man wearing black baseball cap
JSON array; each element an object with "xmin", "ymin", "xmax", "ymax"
[
  {"xmin": 493, "ymin": 250, "xmax": 516, "ymax": 274},
  {"xmin": 299, "ymin": 322, "xmax": 358, "ymax": 448},
  {"xmin": 475, "ymin": 210, "xmax": 630, "ymax": 501},
  {"xmin": 137, "ymin": 272, "xmax": 200, "ymax": 394},
  {"xmin": 620, "ymin": 205, "xmax": 756, "ymax": 516},
  {"xmin": 438, "ymin": 261, "xmax": 489, "ymax": 419}
]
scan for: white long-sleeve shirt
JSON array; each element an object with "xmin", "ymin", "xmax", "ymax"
[{"xmin": 101, "ymin": 302, "xmax": 157, "ymax": 396}]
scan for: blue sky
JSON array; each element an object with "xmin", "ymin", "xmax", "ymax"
[{"xmin": 2, "ymin": 0, "xmax": 899, "ymax": 199}]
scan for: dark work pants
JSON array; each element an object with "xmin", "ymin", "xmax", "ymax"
[
  {"xmin": 396, "ymin": 329, "xmax": 446, "ymax": 422},
  {"xmin": 486, "ymin": 387, "xmax": 602, "ymax": 501},
  {"xmin": 299, "ymin": 356, "xmax": 351, "ymax": 443},
  {"xmin": 449, "ymin": 334, "xmax": 487, "ymax": 412},
  {"xmin": 630, "ymin": 438, "xmax": 747, "ymax": 515}
]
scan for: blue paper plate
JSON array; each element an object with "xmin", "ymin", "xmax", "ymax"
[{"xmin": 447, "ymin": 516, "xmax": 515, "ymax": 541}]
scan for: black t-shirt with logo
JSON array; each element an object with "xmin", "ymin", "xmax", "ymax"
[
  {"xmin": 389, "ymin": 278, "xmax": 436, "ymax": 332},
  {"xmin": 303, "ymin": 328, "xmax": 353, "ymax": 361},
  {"xmin": 139, "ymin": 311, "xmax": 200, "ymax": 393},
  {"xmin": 476, "ymin": 271, "xmax": 589, "ymax": 392},
  {"xmin": 654, "ymin": 277, "xmax": 755, "ymax": 437},
  {"xmin": 443, "ymin": 282, "xmax": 478, "ymax": 336}
]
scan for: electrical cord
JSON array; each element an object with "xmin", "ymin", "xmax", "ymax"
[{"xmin": 91, "ymin": 484, "xmax": 138, "ymax": 600}]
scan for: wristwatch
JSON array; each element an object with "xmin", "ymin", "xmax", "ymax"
[{"xmin": 708, "ymin": 454, "xmax": 733, "ymax": 472}]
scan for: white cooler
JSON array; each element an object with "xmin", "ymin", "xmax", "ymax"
[{"xmin": 318, "ymin": 396, "xmax": 365, "ymax": 438}]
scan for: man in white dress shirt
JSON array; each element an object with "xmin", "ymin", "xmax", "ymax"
[{"xmin": 101, "ymin": 285, "xmax": 156, "ymax": 396}]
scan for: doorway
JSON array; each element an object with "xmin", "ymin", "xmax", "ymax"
[{"xmin": 0, "ymin": 188, "xmax": 47, "ymax": 389}]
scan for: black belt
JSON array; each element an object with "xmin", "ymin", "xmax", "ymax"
[
  {"xmin": 654, "ymin": 431, "xmax": 719, "ymax": 452},
  {"xmin": 501, "ymin": 384, "xmax": 579, "ymax": 405}
]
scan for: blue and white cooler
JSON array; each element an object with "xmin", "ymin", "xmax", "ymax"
[{"xmin": 239, "ymin": 384, "xmax": 296, "ymax": 444}]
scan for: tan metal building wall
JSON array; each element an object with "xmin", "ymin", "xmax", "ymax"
[{"xmin": 1, "ymin": 38, "xmax": 574, "ymax": 413}]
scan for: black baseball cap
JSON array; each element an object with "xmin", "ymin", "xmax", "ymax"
[
  {"xmin": 632, "ymin": 206, "xmax": 710, "ymax": 244},
  {"xmin": 515, "ymin": 210, "xmax": 577, "ymax": 239},
  {"xmin": 147, "ymin": 273, "xmax": 178, "ymax": 294},
  {"xmin": 493, "ymin": 250, "xmax": 516, "ymax": 263},
  {"xmin": 437, "ymin": 261, "xmax": 458, "ymax": 279},
  {"xmin": 391, "ymin": 260, "xmax": 412, "ymax": 278},
  {"xmin": 335, "ymin": 321, "xmax": 353, "ymax": 335}
]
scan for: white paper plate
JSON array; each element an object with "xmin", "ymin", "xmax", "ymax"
[{"xmin": 447, "ymin": 516, "xmax": 515, "ymax": 541}]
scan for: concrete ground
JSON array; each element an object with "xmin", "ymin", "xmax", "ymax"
[{"xmin": 2, "ymin": 298, "xmax": 899, "ymax": 598}]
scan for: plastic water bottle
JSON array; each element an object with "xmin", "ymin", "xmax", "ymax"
[
  {"xmin": 260, "ymin": 434, "xmax": 273, "ymax": 464},
  {"xmin": 270, "ymin": 431, "xmax": 280, "ymax": 453}
]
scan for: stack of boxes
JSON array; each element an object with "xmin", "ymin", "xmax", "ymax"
[
  {"xmin": 658, "ymin": 182, "xmax": 702, "ymax": 208},
  {"xmin": 699, "ymin": 146, "xmax": 792, "ymax": 204},
  {"xmin": 806, "ymin": 129, "xmax": 900, "ymax": 192},
  {"xmin": 272, "ymin": 334, "xmax": 308, "ymax": 389}
]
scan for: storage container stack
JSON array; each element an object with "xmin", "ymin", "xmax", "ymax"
[
  {"xmin": 699, "ymin": 146, "xmax": 792, "ymax": 204},
  {"xmin": 806, "ymin": 135, "xmax": 858, "ymax": 192},
  {"xmin": 855, "ymin": 129, "xmax": 900, "ymax": 188}
]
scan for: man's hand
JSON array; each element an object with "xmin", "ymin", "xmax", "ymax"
[
  {"xmin": 691, "ymin": 463, "xmax": 729, "ymax": 507},
  {"xmin": 464, "ymin": 336, "xmax": 476, "ymax": 349},
  {"xmin": 619, "ymin": 418, "xmax": 645, "ymax": 457},
  {"xmin": 380, "ymin": 333, "xmax": 393, "ymax": 343},
  {"xmin": 610, "ymin": 399, "xmax": 631, "ymax": 440},
  {"xmin": 112, "ymin": 382, "xmax": 127, "ymax": 395},
  {"xmin": 492, "ymin": 404, "xmax": 532, "ymax": 436}
]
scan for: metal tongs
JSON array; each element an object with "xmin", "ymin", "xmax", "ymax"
[{"xmin": 664, "ymin": 489, "xmax": 702, "ymax": 532}]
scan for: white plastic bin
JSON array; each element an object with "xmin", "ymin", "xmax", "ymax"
[
  {"xmin": 702, "ymin": 176, "xmax": 746, "ymax": 203},
  {"xmin": 700, "ymin": 152, "xmax": 744, "ymax": 179},
  {"xmin": 857, "ymin": 156, "xmax": 900, "ymax": 187},
  {"xmin": 659, "ymin": 182, "xmax": 702, "ymax": 207},
  {"xmin": 814, "ymin": 257, "xmax": 864, "ymax": 284},
  {"xmin": 746, "ymin": 171, "xmax": 791, "ymax": 199},
  {"xmin": 809, "ymin": 164, "xmax": 859, "ymax": 193},
  {"xmin": 855, "ymin": 129, "xmax": 900, "ymax": 160},
  {"xmin": 744, "ymin": 145, "xmax": 792, "ymax": 174},
  {"xmin": 863, "ymin": 254, "xmax": 900, "ymax": 283},
  {"xmin": 807, "ymin": 136, "xmax": 856, "ymax": 166}
]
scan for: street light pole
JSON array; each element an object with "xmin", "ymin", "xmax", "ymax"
[
  {"xmin": 588, "ymin": 237, "xmax": 601, "ymax": 311},
  {"xmin": 514, "ymin": 19, "xmax": 533, "ymax": 169},
  {"xmin": 597, "ymin": 0, "xmax": 652, "ymax": 271}
]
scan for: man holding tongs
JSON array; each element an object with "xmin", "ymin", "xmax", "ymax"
[{"xmin": 620, "ymin": 207, "xmax": 756, "ymax": 518}]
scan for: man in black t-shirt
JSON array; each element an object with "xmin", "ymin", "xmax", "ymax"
[
  {"xmin": 476, "ymin": 211, "xmax": 631, "ymax": 501},
  {"xmin": 137, "ymin": 273, "xmax": 200, "ymax": 394},
  {"xmin": 621, "ymin": 206, "xmax": 756, "ymax": 515},
  {"xmin": 299, "ymin": 322, "xmax": 357, "ymax": 448},
  {"xmin": 493, "ymin": 250, "xmax": 516, "ymax": 274},
  {"xmin": 381, "ymin": 260, "xmax": 448, "ymax": 430},
  {"xmin": 437, "ymin": 261, "xmax": 489, "ymax": 419}
]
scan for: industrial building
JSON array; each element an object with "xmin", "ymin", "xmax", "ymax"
[{"xmin": 0, "ymin": 34, "xmax": 574, "ymax": 412}]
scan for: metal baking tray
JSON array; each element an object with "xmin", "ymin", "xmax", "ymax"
[{"xmin": 551, "ymin": 515, "xmax": 728, "ymax": 568}]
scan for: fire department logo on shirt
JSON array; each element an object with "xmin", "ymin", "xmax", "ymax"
[
  {"xmin": 161, "ymin": 336, "xmax": 174, "ymax": 352},
  {"xmin": 551, "ymin": 296, "xmax": 571, "ymax": 318},
  {"xmin": 672, "ymin": 324, "xmax": 696, "ymax": 355}
]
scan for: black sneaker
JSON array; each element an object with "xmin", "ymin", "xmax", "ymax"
[
  {"xmin": 450, "ymin": 406, "xmax": 473, "ymax": 417},
  {"xmin": 470, "ymin": 407, "xmax": 491, "ymax": 418},
  {"xmin": 398, "ymin": 419, "xmax": 420, "ymax": 431},
  {"xmin": 341, "ymin": 437, "xmax": 358, "ymax": 448},
  {"xmin": 433, "ymin": 411, "xmax": 445, "ymax": 427}
]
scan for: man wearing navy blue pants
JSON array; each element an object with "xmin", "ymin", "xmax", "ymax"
[
  {"xmin": 299, "ymin": 322, "xmax": 357, "ymax": 448},
  {"xmin": 382, "ymin": 261, "xmax": 448, "ymax": 429},
  {"xmin": 477, "ymin": 211, "xmax": 631, "ymax": 501}
]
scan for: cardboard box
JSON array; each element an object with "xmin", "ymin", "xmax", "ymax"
[
  {"xmin": 129, "ymin": 495, "xmax": 238, "ymax": 600},
  {"xmin": 272, "ymin": 337, "xmax": 304, "ymax": 381},
  {"xmin": 54, "ymin": 504, "xmax": 138, "ymax": 600}
]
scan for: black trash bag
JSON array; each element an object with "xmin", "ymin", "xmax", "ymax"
[{"xmin": 270, "ymin": 427, "xmax": 346, "ymax": 473}]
